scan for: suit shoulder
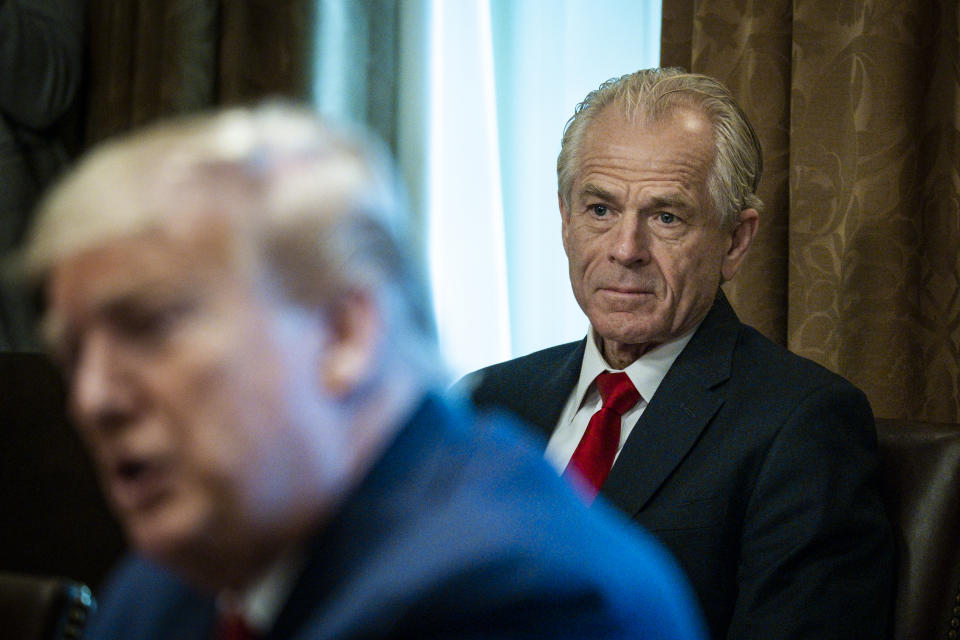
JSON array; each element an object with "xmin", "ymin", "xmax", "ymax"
[
  {"xmin": 722, "ymin": 324, "xmax": 875, "ymax": 440},
  {"xmin": 86, "ymin": 555, "xmax": 214, "ymax": 640},
  {"xmin": 453, "ymin": 340, "xmax": 581, "ymax": 402},
  {"xmin": 468, "ymin": 340, "xmax": 582, "ymax": 379},
  {"xmin": 394, "ymin": 403, "xmax": 709, "ymax": 638},
  {"xmin": 733, "ymin": 323, "xmax": 864, "ymax": 393}
]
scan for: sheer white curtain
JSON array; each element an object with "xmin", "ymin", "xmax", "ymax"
[{"xmin": 395, "ymin": 0, "xmax": 662, "ymax": 378}]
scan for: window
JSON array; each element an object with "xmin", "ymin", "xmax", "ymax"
[{"xmin": 314, "ymin": 0, "xmax": 662, "ymax": 378}]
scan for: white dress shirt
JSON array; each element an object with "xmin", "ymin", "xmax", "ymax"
[
  {"xmin": 217, "ymin": 548, "xmax": 304, "ymax": 634},
  {"xmin": 543, "ymin": 325, "xmax": 697, "ymax": 474}
]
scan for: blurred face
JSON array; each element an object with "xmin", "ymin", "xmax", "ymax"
[
  {"xmin": 561, "ymin": 105, "xmax": 756, "ymax": 368},
  {"xmin": 44, "ymin": 217, "xmax": 342, "ymax": 588}
]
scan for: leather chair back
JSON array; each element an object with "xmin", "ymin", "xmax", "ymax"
[
  {"xmin": 876, "ymin": 418, "xmax": 960, "ymax": 640},
  {"xmin": 0, "ymin": 352, "xmax": 124, "ymax": 589}
]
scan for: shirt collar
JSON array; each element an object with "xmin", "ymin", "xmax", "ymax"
[
  {"xmin": 219, "ymin": 547, "xmax": 303, "ymax": 633},
  {"xmin": 572, "ymin": 323, "xmax": 699, "ymax": 410}
]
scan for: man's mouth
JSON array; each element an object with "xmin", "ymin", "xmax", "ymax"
[
  {"xmin": 108, "ymin": 455, "xmax": 171, "ymax": 512},
  {"xmin": 601, "ymin": 286, "xmax": 654, "ymax": 296}
]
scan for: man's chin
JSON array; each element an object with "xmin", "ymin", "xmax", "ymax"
[
  {"xmin": 126, "ymin": 509, "xmax": 279, "ymax": 592},
  {"xmin": 592, "ymin": 315, "xmax": 669, "ymax": 348},
  {"xmin": 123, "ymin": 504, "xmax": 208, "ymax": 568}
]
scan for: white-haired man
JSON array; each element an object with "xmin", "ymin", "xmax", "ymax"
[{"xmin": 461, "ymin": 68, "xmax": 894, "ymax": 638}]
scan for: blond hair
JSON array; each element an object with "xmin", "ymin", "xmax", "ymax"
[{"xmin": 24, "ymin": 103, "xmax": 437, "ymax": 362}]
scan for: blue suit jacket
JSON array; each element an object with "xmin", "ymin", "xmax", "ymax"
[
  {"xmin": 86, "ymin": 393, "xmax": 707, "ymax": 639},
  {"xmin": 461, "ymin": 293, "xmax": 895, "ymax": 639}
]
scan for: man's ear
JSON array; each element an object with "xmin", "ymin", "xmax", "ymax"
[
  {"xmin": 721, "ymin": 208, "xmax": 759, "ymax": 282},
  {"xmin": 559, "ymin": 192, "xmax": 571, "ymax": 255},
  {"xmin": 321, "ymin": 289, "xmax": 381, "ymax": 397}
]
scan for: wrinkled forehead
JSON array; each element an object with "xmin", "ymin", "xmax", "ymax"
[{"xmin": 580, "ymin": 103, "xmax": 716, "ymax": 176}]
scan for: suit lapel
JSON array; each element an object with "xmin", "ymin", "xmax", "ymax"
[
  {"xmin": 512, "ymin": 339, "xmax": 585, "ymax": 442},
  {"xmin": 268, "ymin": 394, "xmax": 473, "ymax": 640},
  {"xmin": 601, "ymin": 293, "xmax": 740, "ymax": 516}
]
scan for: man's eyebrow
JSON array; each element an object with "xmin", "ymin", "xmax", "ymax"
[
  {"xmin": 579, "ymin": 184, "xmax": 618, "ymax": 202},
  {"xmin": 38, "ymin": 290, "xmax": 141, "ymax": 358},
  {"xmin": 649, "ymin": 193, "xmax": 693, "ymax": 209},
  {"xmin": 42, "ymin": 281, "xmax": 175, "ymax": 350}
]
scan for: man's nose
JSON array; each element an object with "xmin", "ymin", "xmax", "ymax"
[
  {"xmin": 609, "ymin": 214, "xmax": 650, "ymax": 265},
  {"xmin": 71, "ymin": 332, "xmax": 134, "ymax": 434}
]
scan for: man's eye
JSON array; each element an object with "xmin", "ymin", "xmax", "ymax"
[
  {"xmin": 116, "ymin": 301, "xmax": 194, "ymax": 342},
  {"xmin": 657, "ymin": 212, "xmax": 679, "ymax": 224},
  {"xmin": 117, "ymin": 312, "xmax": 172, "ymax": 342},
  {"xmin": 590, "ymin": 204, "xmax": 609, "ymax": 217}
]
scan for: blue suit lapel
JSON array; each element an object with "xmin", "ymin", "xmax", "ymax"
[
  {"xmin": 600, "ymin": 293, "xmax": 739, "ymax": 516},
  {"xmin": 267, "ymin": 393, "xmax": 470, "ymax": 640}
]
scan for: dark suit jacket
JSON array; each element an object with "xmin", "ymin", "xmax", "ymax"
[
  {"xmin": 85, "ymin": 393, "xmax": 707, "ymax": 639},
  {"xmin": 462, "ymin": 293, "xmax": 895, "ymax": 639}
]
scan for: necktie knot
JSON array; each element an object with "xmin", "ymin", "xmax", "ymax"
[
  {"xmin": 214, "ymin": 610, "xmax": 258, "ymax": 640},
  {"xmin": 595, "ymin": 371, "xmax": 640, "ymax": 415}
]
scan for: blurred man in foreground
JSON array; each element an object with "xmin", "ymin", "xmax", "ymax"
[
  {"xmin": 21, "ymin": 104, "xmax": 707, "ymax": 639},
  {"xmin": 460, "ymin": 68, "xmax": 894, "ymax": 638}
]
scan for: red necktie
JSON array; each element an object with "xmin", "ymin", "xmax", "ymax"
[
  {"xmin": 214, "ymin": 611, "xmax": 258, "ymax": 640},
  {"xmin": 563, "ymin": 372, "xmax": 640, "ymax": 504}
]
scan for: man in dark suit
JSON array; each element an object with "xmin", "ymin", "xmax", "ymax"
[
  {"xmin": 19, "ymin": 104, "xmax": 707, "ymax": 639},
  {"xmin": 460, "ymin": 68, "xmax": 894, "ymax": 638}
]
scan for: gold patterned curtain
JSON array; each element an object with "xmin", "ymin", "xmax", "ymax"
[
  {"xmin": 84, "ymin": 0, "xmax": 314, "ymax": 145},
  {"xmin": 662, "ymin": 0, "xmax": 960, "ymax": 422}
]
